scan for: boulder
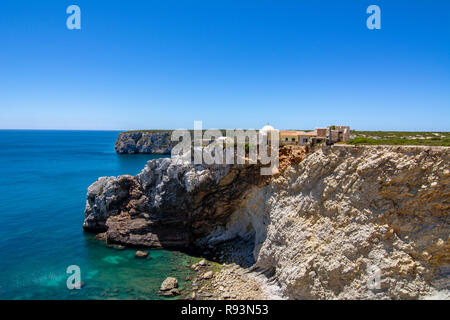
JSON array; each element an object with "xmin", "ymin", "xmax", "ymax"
[
  {"xmin": 95, "ymin": 232, "xmax": 107, "ymax": 241},
  {"xmin": 160, "ymin": 277, "xmax": 178, "ymax": 291},
  {"xmin": 198, "ymin": 259, "xmax": 208, "ymax": 266}
]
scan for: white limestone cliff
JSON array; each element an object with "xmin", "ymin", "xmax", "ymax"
[{"xmin": 201, "ymin": 145, "xmax": 449, "ymax": 299}]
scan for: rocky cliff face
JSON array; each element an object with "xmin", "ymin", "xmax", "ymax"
[
  {"xmin": 211, "ymin": 145, "xmax": 449, "ymax": 299},
  {"xmin": 83, "ymin": 158, "xmax": 273, "ymax": 248},
  {"xmin": 115, "ymin": 131, "xmax": 175, "ymax": 154},
  {"xmin": 84, "ymin": 146, "xmax": 305, "ymax": 245},
  {"xmin": 84, "ymin": 145, "xmax": 449, "ymax": 299}
]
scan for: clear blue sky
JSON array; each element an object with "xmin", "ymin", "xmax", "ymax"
[{"xmin": 0, "ymin": 0, "xmax": 449, "ymax": 131}]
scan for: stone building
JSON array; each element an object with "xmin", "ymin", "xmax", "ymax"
[
  {"xmin": 279, "ymin": 126, "xmax": 350, "ymax": 146},
  {"xmin": 328, "ymin": 126, "xmax": 351, "ymax": 143}
]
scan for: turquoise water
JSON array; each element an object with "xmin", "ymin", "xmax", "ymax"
[{"xmin": 0, "ymin": 130, "xmax": 197, "ymax": 299}]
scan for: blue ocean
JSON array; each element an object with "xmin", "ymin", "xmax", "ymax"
[{"xmin": 0, "ymin": 130, "xmax": 198, "ymax": 299}]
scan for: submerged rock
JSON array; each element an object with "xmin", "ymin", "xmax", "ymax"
[
  {"xmin": 160, "ymin": 288, "xmax": 180, "ymax": 297},
  {"xmin": 95, "ymin": 232, "xmax": 107, "ymax": 241},
  {"xmin": 107, "ymin": 244, "xmax": 125, "ymax": 250},
  {"xmin": 134, "ymin": 251, "xmax": 148, "ymax": 258}
]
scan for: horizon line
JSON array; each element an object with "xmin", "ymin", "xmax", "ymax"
[{"xmin": 0, "ymin": 128, "xmax": 449, "ymax": 133}]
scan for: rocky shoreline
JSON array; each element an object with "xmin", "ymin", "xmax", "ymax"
[
  {"xmin": 191, "ymin": 262, "xmax": 269, "ymax": 300},
  {"xmin": 84, "ymin": 145, "xmax": 450, "ymax": 299},
  {"xmin": 159, "ymin": 247, "xmax": 283, "ymax": 300}
]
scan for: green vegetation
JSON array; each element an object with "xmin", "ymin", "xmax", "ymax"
[{"xmin": 347, "ymin": 131, "xmax": 450, "ymax": 146}]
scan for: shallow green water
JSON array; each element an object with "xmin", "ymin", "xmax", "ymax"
[{"xmin": 0, "ymin": 130, "xmax": 198, "ymax": 299}]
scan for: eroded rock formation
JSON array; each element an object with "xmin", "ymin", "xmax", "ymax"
[{"xmin": 83, "ymin": 155, "xmax": 275, "ymax": 247}]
